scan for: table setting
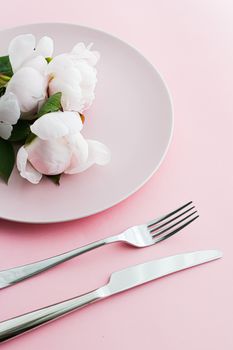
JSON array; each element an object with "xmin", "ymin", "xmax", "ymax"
[{"xmin": 0, "ymin": 1, "xmax": 232, "ymax": 349}]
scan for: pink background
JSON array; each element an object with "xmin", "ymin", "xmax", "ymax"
[{"xmin": 0, "ymin": 1, "xmax": 233, "ymax": 349}]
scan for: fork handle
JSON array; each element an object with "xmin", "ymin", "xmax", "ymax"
[
  {"xmin": 0, "ymin": 236, "xmax": 117, "ymax": 289},
  {"xmin": 0, "ymin": 287, "xmax": 106, "ymax": 343}
]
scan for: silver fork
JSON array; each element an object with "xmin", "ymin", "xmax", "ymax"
[{"xmin": 0, "ymin": 202, "xmax": 198, "ymax": 289}]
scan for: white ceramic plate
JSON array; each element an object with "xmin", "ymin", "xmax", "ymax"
[{"xmin": 0, "ymin": 23, "xmax": 173, "ymax": 223}]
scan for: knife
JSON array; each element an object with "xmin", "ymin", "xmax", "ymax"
[{"xmin": 0, "ymin": 250, "xmax": 222, "ymax": 343}]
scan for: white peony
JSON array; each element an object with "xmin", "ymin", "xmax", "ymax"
[
  {"xmin": 16, "ymin": 111, "xmax": 110, "ymax": 184},
  {"xmin": 5, "ymin": 34, "xmax": 54, "ymax": 117},
  {"xmin": 0, "ymin": 93, "xmax": 20, "ymax": 139},
  {"xmin": 47, "ymin": 43, "xmax": 99, "ymax": 113}
]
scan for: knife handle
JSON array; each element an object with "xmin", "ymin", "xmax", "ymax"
[{"xmin": 0, "ymin": 288, "xmax": 105, "ymax": 343}]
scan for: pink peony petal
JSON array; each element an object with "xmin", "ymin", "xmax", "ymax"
[
  {"xmin": 31, "ymin": 111, "xmax": 83, "ymax": 140},
  {"xmin": 16, "ymin": 146, "xmax": 42, "ymax": 184},
  {"xmin": 65, "ymin": 132, "xmax": 89, "ymax": 174},
  {"xmin": 27, "ymin": 138, "xmax": 72, "ymax": 175},
  {"xmin": 65, "ymin": 139, "xmax": 111, "ymax": 174}
]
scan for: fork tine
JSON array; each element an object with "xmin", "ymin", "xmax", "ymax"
[
  {"xmin": 147, "ymin": 201, "xmax": 193, "ymax": 228},
  {"xmin": 149, "ymin": 205, "xmax": 195, "ymax": 232},
  {"xmin": 152, "ymin": 215, "xmax": 199, "ymax": 244},
  {"xmin": 150, "ymin": 210, "xmax": 198, "ymax": 236}
]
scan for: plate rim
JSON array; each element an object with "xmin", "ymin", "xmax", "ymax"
[{"xmin": 0, "ymin": 22, "xmax": 174, "ymax": 224}]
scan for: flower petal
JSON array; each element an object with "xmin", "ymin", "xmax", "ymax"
[
  {"xmin": 71, "ymin": 42, "xmax": 100, "ymax": 66},
  {"xmin": 31, "ymin": 113, "xmax": 68, "ymax": 140},
  {"xmin": 0, "ymin": 92, "xmax": 20, "ymax": 124},
  {"xmin": 27, "ymin": 138, "xmax": 72, "ymax": 175},
  {"xmin": 49, "ymin": 78, "xmax": 83, "ymax": 111},
  {"xmin": 57, "ymin": 111, "xmax": 83, "ymax": 133},
  {"xmin": 35, "ymin": 36, "xmax": 54, "ymax": 58},
  {"xmin": 6, "ymin": 67, "xmax": 46, "ymax": 113},
  {"xmin": 47, "ymin": 54, "xmax": 97, "ymax": 112},
  {"xmin": 47, "ymin": 54, "xmax": 82, "ymax": 83},
  {"xmin": 0, "ymin": 122, "xmax": 13, "ymax": 140},
  {"xmin": 16, "ymin": 146, "xmax": 42, "ymax": 184},
  {"xmin": 47, "ymin": 50, "xmax": 97, "ymax": 113},
  {"xmin": 87, "ymin": 140, "xmax": 111, "ymax": 165},
  {"xmin": 77, "ymin": 61, "xmax": 97, "ymax": 87},
  {"xmin": 65, "ymin": 139, "xmax": 111, "ymax": 174},
  {"xmin": 65, "ymin": 132, "xmax": 89, "ymax": 173},
  {"xmin": 30, "ymin": 111, "xmax": 83, "ymax": 140},
  {"xmin": 8, "ymin": 34, "xmax": 35, "ymax": 72},
  {"xmin": 22, "ymin": 55, "xmax": 48, "ymax": 75}
]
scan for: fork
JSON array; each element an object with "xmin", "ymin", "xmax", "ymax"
[{"xmin": 0, "ymin": 201, "xmax": 198, "ymax": 289}]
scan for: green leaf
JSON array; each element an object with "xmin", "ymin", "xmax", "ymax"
[
  {"xmin": 0, "ymin": 74, "xmax": 11, "ymax": 87},
  {"xmin": 0, "ymin": 86, "xmax": 6, "ymax": 97},
  {"xmin": 45, "ymin": 57, "xmax": 52, "ymax": 63},
  {"xmin": 46, "ymin": 174, "xmax": 62, "ymax": 185},
  {"xmin": 9, "ymin": 120, "xmax": 31, "ymax": 142},
  {"xmin": 0, "ymin": 138, "xmax": 15, "ymax": 184},
  {"xmin": 37, "ymin": 92, "xmax": 62, "ymax": 118},
  {"xmin": 0, "ymin": 56, "xmax": 13, "ymax": 77}
]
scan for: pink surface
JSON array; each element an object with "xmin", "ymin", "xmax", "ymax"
[{"xmin": 0, "ymin": 0, "xmax": 232, "ymax": 349}]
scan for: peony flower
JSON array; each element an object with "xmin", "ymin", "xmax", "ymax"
[
  {"xmin": 0, "ymin": 92, "xmax": 20, "ymax": 139},
  {"xmin": 6, "ymin": 67, "xmax": 47, "ymax": 116},
  {"xmin": 47, "ymin": 42, "xmax": 99, "ymax": 113},
  {"xmin": 8, "ymin": 34, "xmax": 54, "ymax": 74},
  {"xmin": 16, "ymin": 111, "xmax": 111, "ymax": 184},
  {"xmin": 5, "ymin": 34, "xmax": 54, "ymax": 118}
]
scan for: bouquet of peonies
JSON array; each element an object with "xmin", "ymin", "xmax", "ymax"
[{"xmin": 0, "ymin": 34, "xmax": 110, "ymax": 185}]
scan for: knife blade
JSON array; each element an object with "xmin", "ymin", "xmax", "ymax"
[
  {"xmin": 106, "ymin": 249, "xmax": 222, "ymax": 295},
  {"xmin": 0, "ymin": 250, "xmax": 222, "ymax": 343}
]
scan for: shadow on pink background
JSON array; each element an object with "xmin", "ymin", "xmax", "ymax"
[{"xmin": 0, "ymin": 1, "xmax": 232, "ymax": 349}]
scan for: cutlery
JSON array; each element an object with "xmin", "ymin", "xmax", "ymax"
[
  {"xmin": 0, "ymin": 202, "xmax": 198, "ymax": 289},
  {"xmin": 0, "ymin": 249, "xmax": 222, "ymax": 343}
]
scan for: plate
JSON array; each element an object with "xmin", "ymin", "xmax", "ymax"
[{"xmin": 0, "ymin": 23, "xmax": 173, "ymax": 223}]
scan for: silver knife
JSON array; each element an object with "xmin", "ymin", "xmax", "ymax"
[{"xmin": 0, "ymin": 250, "xmax": 222, "ymax": 343}]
